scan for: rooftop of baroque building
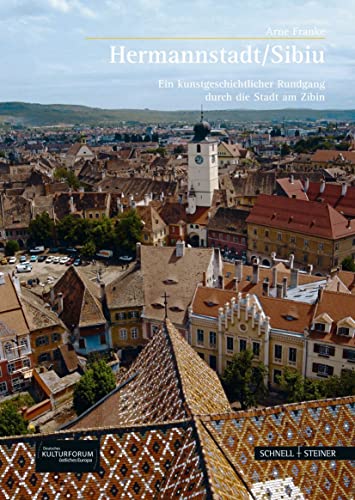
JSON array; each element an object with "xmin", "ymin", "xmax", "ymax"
[
  {"xmin": 246, "ymin": 194, "xmax": 355, "ymax": 239},
  {"xmin": 0, "ymin": 319, "xmax": 352, "ymax": 499}
]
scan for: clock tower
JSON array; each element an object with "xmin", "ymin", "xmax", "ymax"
[{"xmin": 187, "ymin": 113, "xmax": 219, "ymax": 214}]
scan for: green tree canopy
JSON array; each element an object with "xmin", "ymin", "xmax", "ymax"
[
  {"xmin": 114, "ymin": 209, "xmax": 143, "ymax": 255},
  {"xmin": 28, "ymin": 212, "xmax": 54, "ymax": 246},
  {"xmin": 73, "ymin": 359, "xmax": 116, "ymax": 416},
  {"xmin": 5, "ymin": 240, "xmax": 19, "ymax": 256},
  {"xmin": 278, "ymin": 367, "xmax": 355, "ymax": 403},
  {"xmin": 81, "ymin": 240, "xmax": 96, "ymax": 259},
  {"xmin": 0, "ymin": 402, "xmax": 28, "ymax": 437},
  {"xmin": 341, "ymin": 256, "xmax": 355, "ymax": 272},
  {"xmin": 221, "ymin": 349, "xmax": 267, "ymax": 410},
  {"xmin": 54, "ymin": 167, "xmax": 80, "ymax": 189}
]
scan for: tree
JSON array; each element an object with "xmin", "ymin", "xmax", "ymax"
[
  {"xmin": 0, "ymin": 402, "xmax": 28, "ymax": 437},
  {"xmin": 278, "ymin": 367, "xmax": 306, "ymax": 403},
  {"xmin": 341, "ymin": 256, "xmax": 355, "ymax": 272},
  {"xmin": 81, "ymin": 240, "xmax": 96, "ymax": 259},
  {"xmin": 114, "ymin": 209, "xmax": 143, "ymax": 255},
  {"xmin": 28, "ymin": 212, "xmax": 54, "ymax": 246},
  {"xmin": 54, "ymin": 167, "xmax": 80, "ymax": 189},
  {"xmin": 280, "ymin": 144, "xmax": 291, "ymax": 157},
  {"xmin": 5, "ymin": 240, "xmax": 19, "ymax": 256},
  {"xmin": 221, "ymin": 349, "xmax": 267, "ymax": 409},
  {"xmin": 73, "ymin": 359, "xmax": 116, "ymax": 415}
]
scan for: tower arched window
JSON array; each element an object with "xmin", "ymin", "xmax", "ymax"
[{"xmin": 196, "ymin": 144, "xmax": 201, "ymax": 153}]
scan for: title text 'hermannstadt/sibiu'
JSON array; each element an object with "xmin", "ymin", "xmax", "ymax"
[{"xmin": 110, "ymin": 45, "xmax": 325, "ymax": 65}]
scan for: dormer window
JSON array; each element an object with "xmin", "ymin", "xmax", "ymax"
[
  {"xmin": 338, "ymin": 326, "xmax": 350, "ymax": 336},
  {"xmin": 314, "ymin": 323, "xmax": 326, "ymax": 332}
]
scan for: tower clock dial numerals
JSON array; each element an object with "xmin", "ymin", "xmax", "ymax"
[{"xmin": 195, "ymin": 154, "xmax": 204, "ymax": 165}]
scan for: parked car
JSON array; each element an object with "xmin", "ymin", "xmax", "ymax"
[
  {"xmin": 8, "ymin": 256, "xmax": 16, "ymax": 264},
  {"xmin": 45, "ymin": 256, "xmax": 54, "ymax": 264},
  {"xmin": 16, "ymin": 264, "xmax": 32, "ymax": 273},
  {"xmin": 38, "ymin": 255, "xmax": 46, "ymax": 262},
  {"xmin": 19, "ymin": 255, "xmax": 27, "ymax": 263},
  {"xmin": 66, "ymin": 257, "xmax": 75, "ymax": 266},
  {"xmin": 30, "ymin": 255, "xmax": 38, "ymax": 262},
  {"xmin": 29, "ymin": 246, "xmax": 45, "ymax": 254},
  {"xmin": 52, "ymin": 256, "xmax": 60, "ymax": 264},
  {"xmin": 120, "ymin": 255, "xmax": 133, "ymax": 262},
  {"xmin": 0, "ymin": 257, "xmax": 8, "ymax": 265},
  {"xmin": 59, "ymin": 256, "xmax": 69, "ymax": 264},
  {"xmin": 74, "ymin": 258, "xmax": 81, "ymax": 266}
]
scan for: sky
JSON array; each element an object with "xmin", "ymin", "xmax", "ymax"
[{"xmin": 0, "ymin": 0, "xmax": 354, "ymax": 110}]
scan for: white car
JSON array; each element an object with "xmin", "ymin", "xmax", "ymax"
[
  {"xmin": 52, "ymin": 256, "xmax": 60, "ymax": 264},
  {"xmin": 59, "ymin": 256, "xmax": 69, "ymax": 264},
  {"xmin": 45, "ymin": 256, "xmax": 54, "ymax": 264},
  {"xmin": 8, "ymin": 256, "xmax": 16, "ymax": 264},
  {"xmin": 16, "ymin": 264, "xmax": 32, "ymax": 273}
]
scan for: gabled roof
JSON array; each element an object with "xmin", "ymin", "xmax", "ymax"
[
  {"xmin": 19, "ymin": 287, "xmax": 65, "ymax": 331},
  {"xmin": 136, "ymin": 205, "xmax": 167, "ymax": 233},
  {"xmin": 49, "ymin": 266, "xmax": 106, "ymax": 330},
  {"xmin": 246, "ymin": 194, "xmax": 355, "ymax": 239},
  {"xmin": 106, "ymin": 265, "xmax": 144, "ymax": 309},
  {"xmin": 306, "ymin": 181, "xmax": 355, "ymax": 218},
  {"xmin": 311, "ymin": 149, "xmax": 355, "ymax": 164},
  {"xmin": 276, "ymin": 177, "xmax": 308, "ymax": 200}
]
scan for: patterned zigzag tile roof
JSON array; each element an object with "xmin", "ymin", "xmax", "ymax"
[
  {"xmin": 0, "ymin": 319, "xmax": 353, "ymax": 499},
  {"xmin": 0, "ymin": 422, "xmax": 208, "ymax": 499},
  {"xmin": 66, "ymin": 320, "xmax": 231, "ymax": 430},
  {"xmin": 200, "ymin": 396, "xmax": 355, "ymax": 500}
]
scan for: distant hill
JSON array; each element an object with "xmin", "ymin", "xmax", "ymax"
[{"xmin": 0, "ymin": 102, "xmax": 355, "ymax": 126}]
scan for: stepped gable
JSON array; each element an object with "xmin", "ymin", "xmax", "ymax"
[
  {"xmin": 200, "ymin": 396, "xmax": 355, "ymax": 499},
  {"xmin": 66, "ymin": 320, "xmax": 230, "ymax": 430}
]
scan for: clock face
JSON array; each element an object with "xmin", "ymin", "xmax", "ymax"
[{"xmin": 195, "ymin": 154, "xmax": 204, "ymax": 165}]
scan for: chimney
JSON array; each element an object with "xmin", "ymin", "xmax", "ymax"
[
  {"xmin": 69, "ymin": 196, "xmax": 75, "ymax": 213},
  {"xmin": 218, "ymin": 274, "xmax": 224, "ymax": 289},
  {"xmin": 235, "ymin": 260, "xmax": 243, "ymax": 282},
  {"xmin": 262, "ymin": 279, "xmax": 270, "ymax": 296},
  {"xmin": 282, "ymin": 277, "xmax": 288, "ymax": 297},
  {"xmin": 276, "ymin": 283, "xmax": 283, "ymax": 298},
  {"xmin": 144, "ymin": 194, "xmax": 150, "ymax": 206},
  {"xmin": 290, "ymin": 268, "xmax": 299, "ymax": 288},
  {"xmin": 272, "ymin": 267, "xmax": 278, "ymax": 288},
  {"xmin": 100, "ymin": 282, "xmax": 106, "ymax": 302},
  {"xmin": 307, "ymin": 264, "xmax": 313, "ymax": 275},
  {"xmin": 136, "ymin": 242, "xmax": 141, "ymax": 263},
  {"xmin": 304, "ymin": 177, "xmax": 310, "ymax": 193},
  {"xmin": 320, "ymin": 179, "xmax": 326, "ymax": 194},
  {"xmin": 317, "ymin": 285, "xmax": 324, "ymax": 303},
  {"xmin": 50, "ymin": 287, "xmax": 55, "ymax": 305},
  {"xmin": 289, "ymin": 253, "xmax": 295, "ymax": 270},
  {"xmin": 289, "ymin": 174, "xmax": 294, "ymax": 184},
  {"xmin": 341, "ymin": 183, "xmax": 348, "ymax": 197},
  {"xmin": 98, "ymin": 186, "xmax": 102, "ymax": 193},
  {"xmin": 252, "ymin": 257, "xmax": 260, "ymax": 285},
  {"xmin": 57, "ymin": 292, "xmax": 64, "ymax": 314},
  {"xmin": 176, "ymin": 240, "xmax": 185, "ymax": 258}
]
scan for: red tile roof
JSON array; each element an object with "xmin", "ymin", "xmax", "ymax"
[
  {"xmin": 306, "ymin": 182, "xmax": 355, "ymax": 218},
  {"xmin": 246, "ymin": 194, "xmax": 355, "ymax": 239}
]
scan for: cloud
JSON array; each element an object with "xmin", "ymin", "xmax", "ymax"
[{"xmin": 47, "ymin": 0, "xmax": 97, "ymax": 18}]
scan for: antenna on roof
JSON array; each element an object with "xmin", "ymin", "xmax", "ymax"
[{"xmin": 162, "ymin": 291, "xmax": 170, "ymax": 320}]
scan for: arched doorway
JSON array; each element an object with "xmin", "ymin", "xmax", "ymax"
[{"xmin": 189, "ymin": 234, "xmax": 200, "ymax": 247}]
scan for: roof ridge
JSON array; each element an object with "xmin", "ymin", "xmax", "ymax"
[{"xmin": 194, "ymin": 416, "xmax": 254, "ymax": 499}]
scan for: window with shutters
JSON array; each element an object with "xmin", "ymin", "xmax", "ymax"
[{"xmin": 312, "ymin": 363, "xmax": 334, "ymax": 377}]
